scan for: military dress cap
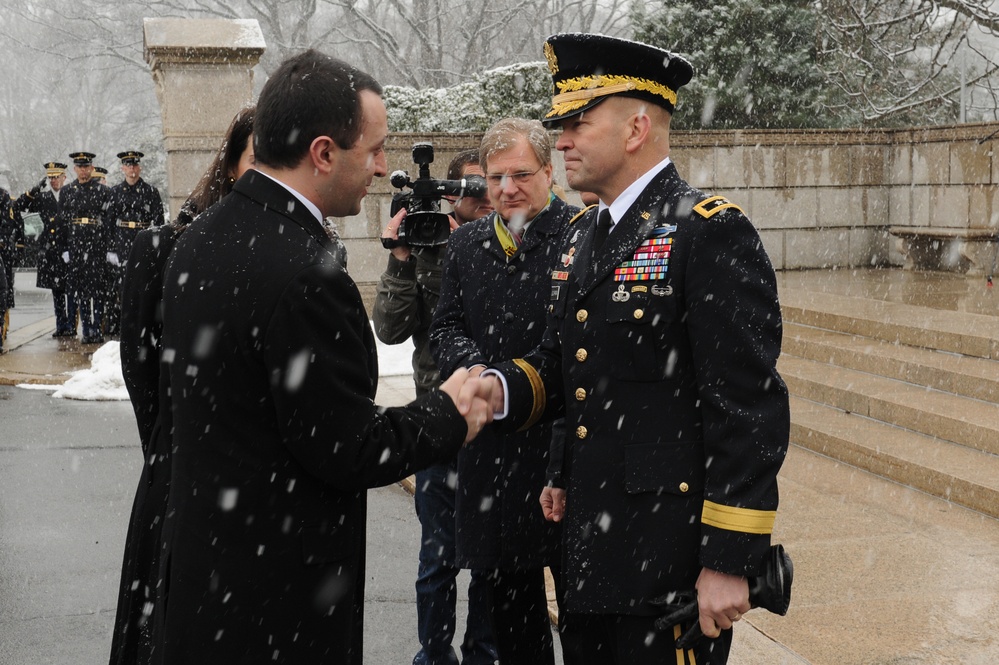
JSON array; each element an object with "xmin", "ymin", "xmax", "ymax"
[
  {"xmin": 44, "ymin": 161, "xmax": 68, "ymax": 176},
  {"xmin": 117, "ymin": 150, "xmax": 144, "ymax": 165},
  {"xmin": 70, "ymin": 151, "xmax": 96, "ymax": 166},
  {"xmin": 541, "ymin": 33, "xmax": 694, "ymax": 124},
  {"xmin": 94, "ymin": 166, "xmax": 108, "ymax": 178}
]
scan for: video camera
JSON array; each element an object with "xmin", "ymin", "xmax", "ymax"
[{"xmin": 381, "ymin": 142, "xmax": 487, "ymax": 249}]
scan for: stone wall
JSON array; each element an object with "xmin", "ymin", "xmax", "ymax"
[{"xmin": 347, "ymin": 123, "xmax": 999, "ymax": 299}]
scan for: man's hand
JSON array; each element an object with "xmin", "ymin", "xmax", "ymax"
[
  {"xmin": 695, "ymin": 568, "xmax": 750, "ymax": 639},
  {"xmin": 540, "ymin": 486, "xmax": 566, "ymax": 522},
  {"xmin": 439, "ymin": 368, "xmax": 496, "ymax": 444},
  {"xmin": 381, "ymin": 208, "xmax": 410, "ymax": 261}
]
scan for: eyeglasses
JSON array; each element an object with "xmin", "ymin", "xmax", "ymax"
[{"xmin": 485, "ymin": 167, "xmax": 543, "ymax": 187}]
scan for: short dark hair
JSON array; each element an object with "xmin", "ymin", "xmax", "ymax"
[
  {"xmin": 253, "ymin": 50, "xmax": 382, "ymax": 169},
  {"xmin": 446, "ymin": 149, "xmax": 480, "ymax": 180}
]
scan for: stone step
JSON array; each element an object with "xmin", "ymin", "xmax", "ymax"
[
  {"xmin": 790, "ymin": 396, "xmax": 999, "ymax": 519},
  {"xmin": 783, "ymin": 322, "xmax": 999, "ymax": 403},
  {"xmin": 778, "ymin": 354, "xmax": 999, "ymax": 457},
  {"xmin": 780, "ymin": 290, "xmax": 999, "ymax": 360}
]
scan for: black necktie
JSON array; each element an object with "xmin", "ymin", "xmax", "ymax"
[{"xmin": 593, "ymin": 208, "xmax": 612, "ymax": 255}]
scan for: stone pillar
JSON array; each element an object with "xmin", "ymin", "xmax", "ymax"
[{"xmin": 143, "ymin": 18, "xmax": 265, "ymax": 216}]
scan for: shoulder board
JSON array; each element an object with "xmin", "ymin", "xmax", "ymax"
[
  {"xmin": 693, "ymin": 195, "xmax": 744, "ymax": 219},
  {"xmin": 568, "ymin": 204, "xmax": 597, "ymax": 225}
]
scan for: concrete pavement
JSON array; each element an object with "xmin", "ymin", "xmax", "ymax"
[{"xmin": 3, "ymin": 269, "xmax": 999, "ymax": 663}]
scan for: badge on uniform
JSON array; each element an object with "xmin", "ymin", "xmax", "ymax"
[
  {"xmin": 561, "ymin": 246, "xmax": 576, "ymax": 267},
  {"xmin": 613, "ymin": 236, "xmax": 671, "ymax": 282}
]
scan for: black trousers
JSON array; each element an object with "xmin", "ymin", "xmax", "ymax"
[
  {"xmin": 482, "ymin": 566, "xmax": 565, "ymax": 665},
  {"xmin": 558, "ymin": 611, "xmax": 733, "ymax": 665}
]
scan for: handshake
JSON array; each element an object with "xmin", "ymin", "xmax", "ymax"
[{"xmin": 438, "ymin": 367, "xmax": 504, "ymax": 444}]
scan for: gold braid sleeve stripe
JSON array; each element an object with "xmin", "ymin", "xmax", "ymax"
[
  {"xmin": 512, "ymin": 358, "xmax": 546, "ymax": 432},
  {"xmin": 701, "ymin": 500, "xmax": 776, "ymax": 535},
  {"xmin": 546, "ymin": 75, "xmax": 678, "ymax": 119}
]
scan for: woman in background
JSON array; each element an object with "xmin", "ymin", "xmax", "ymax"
[{"xmin": 109, "ymin": 106, "xmax": 255, "ymax": 665}]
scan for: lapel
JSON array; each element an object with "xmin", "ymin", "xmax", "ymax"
[
  {"xmin": 471, "ymin": 197, "xmax": 570, "ymax": 262},
  {"xmin": 517, "ymin": 196, "xmax": 569, "ymax": 255},
  {"xmin": 580, "ymin": 165, "xmax": 679, "ymax": 296},
  {"xmin": 232, "ymin": 170, "xmax": 339, "ymax": 258}
]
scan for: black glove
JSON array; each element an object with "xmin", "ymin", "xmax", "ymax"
[
  {"xmin": 28, "ymin": 178, "xmax": 46, "ymax": 197},
  {"xmin": 651, "ymin": 544, "xmax": 793, "ymax": 650}
]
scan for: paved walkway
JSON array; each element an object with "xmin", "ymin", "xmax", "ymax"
[{"xmin": 2, "ymin": 269, "xmax": 999, "ymax": 664}]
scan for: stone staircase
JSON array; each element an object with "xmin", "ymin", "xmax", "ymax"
[{"xmin": 777, "ymin": 287, "xmax": 999, "ymax": 519}]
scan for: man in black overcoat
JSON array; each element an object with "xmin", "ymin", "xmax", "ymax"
[
  {"xmin": 15, "ymin": 162, "xmax": 76, "ymax": 336},
  {"xmin": 430, "ymin": 118, "xmax": 580, "ymax": 664},
  {"xmin": 483, "ymin": 34, "xmax": 791, "ymax": 665},
  {"xmin": 149, "ymin": 50, "xmax": 495, "ymax": 664}
]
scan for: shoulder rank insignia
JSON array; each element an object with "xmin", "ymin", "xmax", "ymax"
[{"xmin": 693, "ymin": 195, "xmax": 744, "ymax": 219}]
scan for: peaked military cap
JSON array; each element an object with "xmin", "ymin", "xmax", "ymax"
[
  {"xmin": 94, "ymin": 166, "xmax": 108, "ymax": 178},
  {"xmin": 45, "ymin": 162, "xmax": 68, "ymax": 177},
  {"xmin": 117, "ymin": 150, "xmax": 144, "ymax": 165},
  {"xmin": 70, "ymin": 151, "xmax": 96, "ymax": 166},
  {"xmin": 541, "ymin": 33, "xmax": 693, "ymax": 124}
]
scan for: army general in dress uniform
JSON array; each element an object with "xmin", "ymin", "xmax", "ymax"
[
  {"xmin": 16, "ymin": 161, "xmax": 77, "ymax": 336},
  {"xmin": 485, "ymin": 34, "xmax": 790, "ymax": 665},
  {"xmin": 59, "ymin": 151, "xmax": 112, "ymax": 344},
  {"xmin": 103, "ymin": 150, "xmax": 164, "ymax": 336}
]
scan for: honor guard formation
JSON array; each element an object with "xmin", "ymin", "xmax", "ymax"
[{"xmin": 1, "ymin": 149, "xmax": 164, "ymax": 348}]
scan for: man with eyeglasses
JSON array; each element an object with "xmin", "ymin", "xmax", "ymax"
[
  {"xmin": 430, "ymin": 117, "xmax": 581, "ymax": 665},
  {"xmin": 15, "ymin": 161, "xmax": 77, "ymax": 337},
  {"xmin": 373, "ymin": 148, "xmax": 497, "ymax": 665}
]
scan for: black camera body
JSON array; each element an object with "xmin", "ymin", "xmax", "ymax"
[{"xmin": 382, "ymin": 142, "xmax": 487, "ymax": 248}]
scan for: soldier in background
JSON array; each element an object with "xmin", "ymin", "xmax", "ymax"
[
  {"xmin": 102, "ymin": 150, "xmax": 164, "ymax": 336},
  {"xmin": 15, "ymin": 162, "xmax": 76, "ymax": 337},
  {"xmin": 59, "ymin": 151, "xmax": 111, "ymax": 344},
  {"xmin": 93, "ymin": 167, "xmax": 109, "ymax": 185},
  {"xmin": 0, "ymin": 186, "xmax": 25, "ymax": 351}
]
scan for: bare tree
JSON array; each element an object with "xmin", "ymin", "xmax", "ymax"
[{"xmin": 817, "ymin": 0, "xmax": 999, "ymax": 126}]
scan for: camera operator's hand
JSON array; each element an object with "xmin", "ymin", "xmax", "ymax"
[{"xmin": 381, "ymin": 208, "xmax": 410, "ymax": 262}]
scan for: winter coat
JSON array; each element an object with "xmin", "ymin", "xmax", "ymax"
[
  {"xmin": 105, "ymin": 178, "xmax": 165, "ymax": 269},
  {"xmin": 150, "ymin": 171, "xmax": 467, "ymax": 664},
  {"xmin": 108, "ymin": 224, "xmax": 180, "ymax": 665},
  {"xmin": 430, "ymin": 195, "xmax": 579, "ymax": 570},
  {"xmin": 58, "ymin": 179, "xmax": 111, "ymax": 297},
  {"xmin": 371, "ymin": 246, "xmax": 446, "ymax": 396},
  {"xmin": 0, "ymin": 189, "xmax": 24, "ymax": 309},
  {"xmin": 493, "ymin": 163, "xmax": 790, "ymax": 615},
  {"xmin": 16, "ymin": 187, "xmax": 68, "ymax": 290}
]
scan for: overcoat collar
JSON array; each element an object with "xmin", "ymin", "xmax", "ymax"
[
  {"xmin": 579, "ymin": 163, "xmax": 681, "ymax": 294},
  {"xmin": 232, "ymin": 170, "xmax": 338, "ymax": 255},
  {"xmin": 466, "ymin": 195, "xmax": 572, "ymax": 262}
]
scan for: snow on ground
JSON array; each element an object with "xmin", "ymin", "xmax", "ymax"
[{"xmin": 17, "ymin": 324, "xmax": 416, "ymax": 401}]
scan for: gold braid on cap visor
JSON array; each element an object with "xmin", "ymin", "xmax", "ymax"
[{"xmin": 546, "ymin": 74, "xmax": 678, "ymax": 118}]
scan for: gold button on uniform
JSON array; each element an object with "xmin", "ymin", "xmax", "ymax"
[
  {"xmin": 679, "ymin": 482, "xmax": 689, "ymax": 493},
  {"xmin": 575, "ymin": 426, "xmax": 588, "ymax": 439},
  {"xmin": 574, "ymin": 388, "xmax": 587, "ymax": 401},
  {"xmin": 575, "ymin": 348, "xmax": 588, "ymax": 362},
  {"xmin": 576, "ymin": 309, "xmax": 588, "ymax": 322},
  {"xmin": 634, "ymin": 308, "xmax": 645, "ymax": 320}
]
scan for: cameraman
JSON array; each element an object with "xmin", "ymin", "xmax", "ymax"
[{"xmin": 372, "ymin": 149, "xmax": 497, "ymax": 665}]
